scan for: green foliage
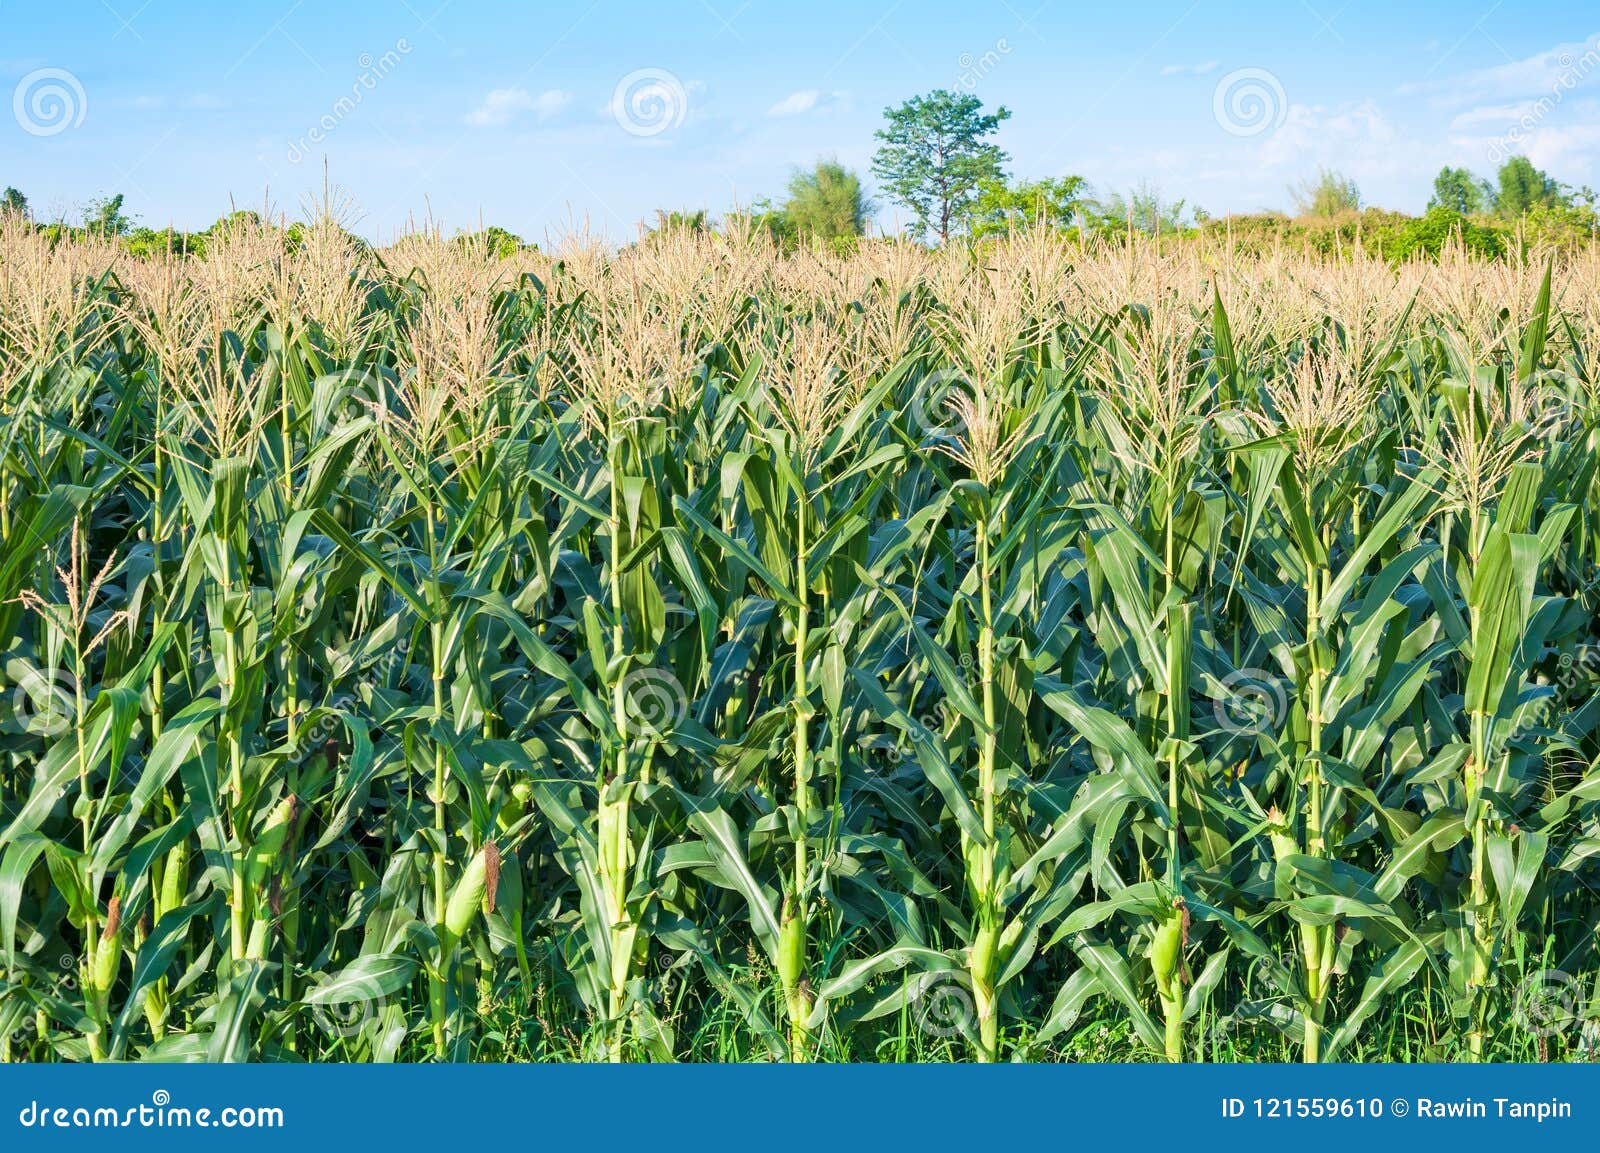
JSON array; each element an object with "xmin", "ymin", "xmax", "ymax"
[
  {"xmin": 727, "ymin": 199, "xmax": 789, "ymax": 244},
  {"xmin": 4, "ymin": 219, "xmax": 1598, "ymax": 1068},
  {"xmin": 1193, "ymin": 205, "xmax": 1594, "ymax": 262},
  {"xmin": 455, "ymin": 226, "xmax": 527, "ymax": 259},
  {"xmin": 1290, "ymin": 167, "xmax": 1361, "ymax": 219},
  {"xmin": 1087, "ymin": 181, "xmax": 1190, "ymax": 236},
  {"xmin": 1513, "ymin": 201, "xmax": 1600, "ymax": 250},
  {"xmin": 650, "ymin": 208, "xmax": 711, "ymax": 235},
  {"xmin": 1429, "ymin": 166, "xmax": 1494, "ymax": 216},
  {"xmin": 283, "ymin": 216, "xmax": 372, "ymax": 259},
  {"xmin": 780, "ymin": 158, "xmax": 874, "ymax": 246},
  {"xmin": 82, "ymin": 193, "xmax": 134, "ymax": 237},
  {"xmin": 970, "ymin": 175, "xmax": 1088, "ymax": 238},
  {"xmin": 1387, "ymin": 206, "xmax": 1502, "ymax": 261},
  {"xmin": 1, "ymin": 187, "xmax": 27, "ymax": 219},
  {"xmin": 871, "ymin": 89, "xmax": 1011, "ymax": 243},
  {"xmin": 207, "ymin": 210, "xmax": 264, "ymax": 235},
  {"xmin": 1496, "ymin": 156, "xmax": 1564, "ymax": 217},
  {"xmin": 125, "ymin": 227, "xmax": 201, "ymax": 259}
]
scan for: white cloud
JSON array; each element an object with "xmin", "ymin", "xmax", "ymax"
[
  {"xmin": 1160, "ymin": 61, "xmax": 1218, "ymax": 77},
  {"xmin": 531, "ymin": 90, "xmax": 574, "ymax": 118},
  {"xmin": 1448, "ymin": 98, "xmax": 1600, "ymax": 177},
  {"xmin": 1399, "ymin": 34, "xmax": 1600, "ymax": 106},
  {"xmin": 1450, "ymin": 101, "xmax": 1542, "ymax": 129},
  {"xmin": 1067, "ymin": 41, "xmax": 1600, "ymax": 218},
  {"xmin": 766, "ymin": 89, "xmax": 846, "ymax": 117},
  {"xmin": 1409, "ymin": 35, "xmax": 1600, "ymax": 178},
  {"xmin": 1516, "ymin": 121, "xmax": 1600, "ymax": 171},
  {"xmin": 466, "ymin": 88, "xmax": 572, "ymax": 127},
  {"xmin": 768, "ymin": 90, "xmax": 818, "ymax": 116},
  {"xmin": 1258, "ymin": 100, "xmax": 1397, "ymax": 169}
]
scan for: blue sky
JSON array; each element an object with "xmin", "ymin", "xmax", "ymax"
[{"xmin": 4, "ymin": 1, "xmax": 1599, "ymax": 240}]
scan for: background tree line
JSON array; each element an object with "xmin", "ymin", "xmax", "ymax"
[{"xmin": 7, "ymin": 87, "xmax": 1597, "ymax": 259}]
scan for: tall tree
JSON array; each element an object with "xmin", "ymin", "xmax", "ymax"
[
  {"xmin": 1429, "ymin": 166, "xmax": 1493, "ymax": 215},
  {"xmin": 783, "ymin": 159, "xmax": 874, "ymax": 244},
  {"xmin": 1, "ymin": 187, "xmax": 27, "ymax": 219},
  {"xmin": 1289, "ymin": 168, "xmax": 1361, "ymax": 218},
  {"xmin": 1496, "ymin": 156, "xmax": 1563, "ymax": 217},
  {"xmin": 871, "ymin": 90, "xmax": 1011, "ymax": 243}
]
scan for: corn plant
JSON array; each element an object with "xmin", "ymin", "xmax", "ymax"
[{"xmin": 4, "ymin": 220, "xmax": 1600, "ymax": 1065}]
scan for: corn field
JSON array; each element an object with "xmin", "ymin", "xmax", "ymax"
[{"xmin": 4, "ymin": 210, "xmax": 1600, "ymax": 1064}]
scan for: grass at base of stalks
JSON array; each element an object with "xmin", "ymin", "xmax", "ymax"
[{"xmin": 413, "ymin": 952, "xmax": 1600, "ymax": 1064}]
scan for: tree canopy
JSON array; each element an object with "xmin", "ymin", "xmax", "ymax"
[
  {"xmin": 781, "ymin": 159, "xmax": 874, "ymax": 245},
  {"xmin": 1089, "ymin": 182, "xmax": 1190, "ymax": 235},
  {"xmin": 1429, "ymin": 166, "xmax": 1494, "ymax": 216},
  {"xmin": 1496, "ymin": 156, "xmax": 1563, "ymax": 217},
  {"xmin": 971, "ymin": 175, "xmax": 1088, "ymax": 238},
  {"xmin": 84, "ymin": 193, "xmax": 134, "ymax": 236},
  {"xmin": 1290, "ymin": 168, "xmax": 1361, "ymax": 219},
  {"xmin": 871, "ymin": 89, "xmax": 1011, "ymax": 243}
]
